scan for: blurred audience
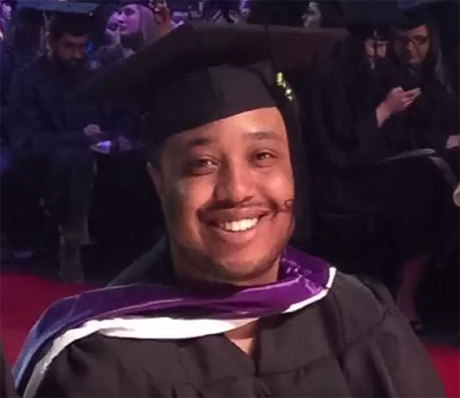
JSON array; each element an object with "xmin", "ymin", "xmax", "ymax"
[
  {"xmin": 0, "ymin": 8, "xmax": 46, "ymax": 109},
  {"xmin": 103, "ymin": 4, "xmax": 121, "ymax": 46},
  {"xmin": 0, "ymin": 0, "xmax": 14, "ymax": 40},
  {"xmin": 391, "ymin": 7, "xmax": 459, "ymax": 152},
  {"xmin": 294, "ymin": 15, "xmax": 458, "ymax": 328},
  {"xmin": 6, "ymin": 12, "xmax": 136, "ymax": 282},
  {"xmin": 95, "ymin": 1, "xmax": 171, "ymax": 68}
]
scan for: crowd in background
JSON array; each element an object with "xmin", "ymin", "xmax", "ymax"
[{"xmin": 0, "ymin": 0, "xmax": 458, "ymax": 333}]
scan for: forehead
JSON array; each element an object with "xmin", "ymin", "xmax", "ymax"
[
  {"xmin": 365, "ymin": 38, "xmax": 388, "ymax": 44},
  {"xmin": 399, "ymin": 24, "xmax": 429, "ymax": 37},
  {"xmin": 165, "ymin": 107, "xmax": 287, "ymax": 150},
  {"xmin": 59, "ymin": 34, "xmax": 88, "ymax": 45},
  {"xmin": 121, "ymin": 5, "xmax": 139, "ymax": 14},
  {"xmin": 108, "ymin": 11, "xmax": 120, "ymax": 21}
]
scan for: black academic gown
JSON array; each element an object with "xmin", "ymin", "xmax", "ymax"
[
  {"xmin": 293, "ymin": 53, "xmax": 458, "ymax": 267},
  {"xmin": 6, "ymin": 55, "xmax": 137, "ymax": 225},
  {"xmin": 31, "ymin": 242, "xmax": 444, "ymax": 397},
  {"xmin": 397, "ymin": 64, "xmax": 459, "ymax": 153}
]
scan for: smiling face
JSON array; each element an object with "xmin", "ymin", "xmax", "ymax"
[{"xmin": 149, "ymin": 107, "xmax": 295, "ymax": 286}]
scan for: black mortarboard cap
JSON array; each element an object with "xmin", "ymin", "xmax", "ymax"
[
  {"xmin": 343, "ymin": 0, "xmax": 400, "ymax": 26},
  {"xmin": 119, "ymin": 0, "xmax": 153, "ymax": 8},
  {"xmin": 398, "ymin": 4, "xmax": 432, "ymax": 30},
  {"xmin": 347, "ymin": 24, "xmax": 392, "ymax": 40},
  {"xmin": 17, "ymin": 0, "xmax": 98, "ymax": 14},
  {"xmin": 343, "ymin": 0, "xmax": 400, "ymax": 40},
  {"xmin": 95, "ymin": 1, "xmax": 120, "ymax": 23},
  {"xmin": 77, "ymin": 22, "xmax": 344, "ymax": 146}
]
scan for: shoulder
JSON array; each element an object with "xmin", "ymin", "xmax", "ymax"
[
  {"xmin": 32, "ymin": 334, "xmax": 122, "ymax": 397},
  {"xmin": 323, "ymin": 272, "xmax": 400, "ymax": 346},
  {"xmin": 21, "ymin": 333, "xmax": 147, "ymax": 396},
  {"xmin": 10, "ymin": 56, "xmax": 42, "ymax": 86},
  {"xmin": 321, "ymin": 272, "xmax": 445, "ymax": 396},
  {"xmin": 33, "ymin": 333, "xmax": 179, "ymax": 397}
]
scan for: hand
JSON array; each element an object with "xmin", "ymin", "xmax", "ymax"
[
  {"xmin": 454, "ymin": 184, "xmax": 460, "ymax": 207},
  {"xmin": 382, "ymin": 87, "xmax": 421, "ymax": 115},
  {"xmin": 115, "ymin": 136, "xmax": 133, "ymax": 152},
  {"xmin": 83, "ymin": 124, "xmax": 103, "ymax": 143},
  {"xmin": 446, "ymin": 135, "xmax": 459, "ymax": 149}
]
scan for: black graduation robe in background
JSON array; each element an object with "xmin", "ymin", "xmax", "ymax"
[
  {"xmin": 397, "ymin": 65, "xmax": 459, "ymax": 153},
  {"xmin": 291, "ymin": 53, "xmax": 458, "ymax": 265},
  {"xmin": 29, "ymin": 243, "xmax": 444, "ymax": 397},
  {"xmin": 5, "ymin": 55, "xmax": 140, "ymax": 226}
]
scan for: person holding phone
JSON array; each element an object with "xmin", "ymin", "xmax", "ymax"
[
  {"xmin": 391, "ymin": 5, "xmax": 459, "ymax": 152},
  {"xmin": 294, "ymin": 17, "xmax": 457, "ymax": 331}
]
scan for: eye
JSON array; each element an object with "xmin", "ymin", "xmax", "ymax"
[
  {"xmin": 185, "ymin": 158, "xmax": 218, "ymax": 176},
  {"xmin": 256, "ymin": 152, "xmax": 272, "ymax": 160},
  {"xmin": 196, "ymin": 159, "xmax": 216, "ymax": 168},
  {"xmin": 253, "ymin": 151, "xmax": 277, "ymax": 166}
]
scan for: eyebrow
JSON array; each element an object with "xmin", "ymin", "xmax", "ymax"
[
  {"xmin": 184, "ymin": 137, "xmax": 213, "ymax": 150},
  {"xmin": 183, "ymin": 131, "xmax": 281, "ymax": 150},
  {"xmin": 243, "ymin": 130, "xmax": 282, "ymax": 141}
]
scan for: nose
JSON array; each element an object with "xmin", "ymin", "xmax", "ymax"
[
  {"xmin": 406, "ymin": 41, "xmax": 415, "ymax": 54},
  {"xmin": 72, "ymin": 49, "xmax": 83, "ymax": 59},
  {"xmin": 117, "ymin": 13, "xmax": 126, "ymax": 24},
  {"xmin": 214, "ymin": 160, "xmax": 255, "ymax": 205}
]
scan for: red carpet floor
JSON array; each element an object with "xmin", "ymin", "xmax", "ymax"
[{"xmin": 1, "ymin": 272, "xmax": 459, "ymax": 397}]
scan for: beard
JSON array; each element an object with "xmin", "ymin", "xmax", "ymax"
[
  {"xmin": 52, "ymin": 54, "xmax": 85, "ymax": 72},
  {"xmin": 171, "ymin": 239, "xmax": 284, "ymax": 286}
]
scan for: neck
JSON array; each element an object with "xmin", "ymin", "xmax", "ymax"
[
  {"xmin": 225, "ymin": 320, "xmax": 259, "ymax": 355},
  {"xmin": 120, "ymin": 32, "xmax": 143, "ymax": 52},
  {"xmin": 170, "ymin": 244, "xmax": 282, "ymax": 291}
]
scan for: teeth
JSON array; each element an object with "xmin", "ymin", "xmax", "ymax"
[{"xmin": 220, "ymin": 218, "xmax": 258, "ymax": 232}]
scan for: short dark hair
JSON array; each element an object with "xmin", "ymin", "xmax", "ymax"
[{"xmin": 48, "ymin": 12, "xmax": 92, "ymax": 40}]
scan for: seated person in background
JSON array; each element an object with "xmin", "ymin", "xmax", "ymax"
[
  {"xmin": 151, "ymin": 0, "xmax": 175, "ymax": 35},
  {"xmin": 0, "ymin": 9, "xmax": 47, "ymax": 255},
  {"xmin": 6, "ymin": 12, "xmax": 136, "ymax": 282},
  {"xmin": 294, "ymin": 21, "xmax": 457, "ymax": 329},
  {"xmin": 95, "ymin": 0, "xmax": 171, "ymax": 68},
  {"xmin": 102, "ymin": 4, "xmax": 120, "ymax": 47},
  {"xmin": 389, "ymin": 6, "xmax": 459, "ymax": 326},
  {"xmin": 0, "ymin": 0, "xmax": 13, "ymax": 41},
  {"xmin": 295, "ymin": 23, "xmax": 419, "ymax": 215},
  {"xmin": 14, "ymin": 23, "xmax": 443, "ymax": 398},
  {"xmin": 0, "ymin": 8, "xmax": 46, "ymax": 110},
  {"xmin": 391, "ymin": 5, "xmax": 459, "ymax": 152}
]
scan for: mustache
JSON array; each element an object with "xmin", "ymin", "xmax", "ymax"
[{"xmin": 199, "ymin": 198, "xmax": 294, "ymax": 216}]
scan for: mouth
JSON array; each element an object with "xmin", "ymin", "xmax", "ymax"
[
  {"xmin": 215, "ymin": 217, "xmax": 261, "ymax": 233},
  {"xmin": 200, "ymin": 207, "xmax": 271, "ymax": 245},
  {"xmin": 204, "ymin": 215, "xmax": 266, "ymax": 246}
]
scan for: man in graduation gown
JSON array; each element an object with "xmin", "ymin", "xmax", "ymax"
[
  {"xmin": 13, "ymin": 23, "xmax": 444, "ymax": 397},
  {"xmin": 6, "ymin": 11, "xmax": 137, "ymax": 281}
]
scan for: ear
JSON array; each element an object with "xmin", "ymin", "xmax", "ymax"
[{"xmin": 147, "ymin": 162, "xmax": 165, "ymax": 202}]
